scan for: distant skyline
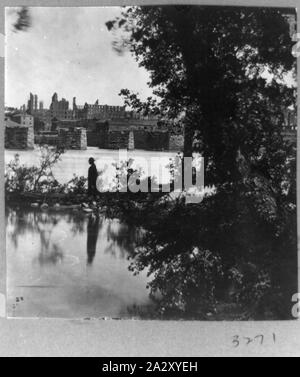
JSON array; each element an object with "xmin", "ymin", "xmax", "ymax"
[{"xmin": 5, "ymin": 7, "xmax": 153, "ymax": 109}]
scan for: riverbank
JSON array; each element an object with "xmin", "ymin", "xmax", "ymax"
[{"xmin": 5, "ymin": 190, "xmax": 168, "ymax": 228}]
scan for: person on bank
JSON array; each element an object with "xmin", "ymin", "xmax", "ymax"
[{"xmin": 88, "ymin": 157, "xmax": 98, "ymax": 197}]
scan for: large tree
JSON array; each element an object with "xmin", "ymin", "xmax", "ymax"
[
  {"xmin": 107, "ymin": 6, "xmax": 297, "ymax": 319},
  {"xmin": 107, "ymin": 6, "xmax": 295, "ymax": 169}
]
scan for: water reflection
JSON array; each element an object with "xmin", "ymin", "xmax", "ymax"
[
  {"xmin": 105, "ymin": 221, "xmax": 139, "ymax": 258},
  {"xmin": 6, "ymin": 204, "xmax": 152, "ymax": 318},
  {"xmin": 87, "ymin": 215, "xmax": 100, "ymax": 265},
  {"xmin": 6, "ymin": 207, "xmax": 64, "ymax": 266}
]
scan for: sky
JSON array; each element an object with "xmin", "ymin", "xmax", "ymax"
[
  {"xmin": 5, "ymin": 7, "xmax": 296, "ymax": 109},
  {"xmin": 5, "ymin": 7, "xmax": 153, "ymax": 109}
]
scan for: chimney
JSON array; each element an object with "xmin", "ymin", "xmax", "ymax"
[
  {"xmin": 73, "ymin": 97, "xmax": 77, "ymax": 110},
  {"xmin": 34, "ymin": 94, "xmax": 38, "ymax": 111}
]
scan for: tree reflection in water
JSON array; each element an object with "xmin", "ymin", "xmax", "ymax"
[
  {"xmin": 104, "ymin": 220, "xmax": 141, "ymax": 258},
  {"xmin": 6, "ymin": 205, "xmax": 64, "ymax": 266},
  {"xmin": 86, "ymin": 217, "xmax": 141, "ymax": 264},
  {"xmin": 6, "ymin": 205, "xmax": 142, "ymax": 268}
]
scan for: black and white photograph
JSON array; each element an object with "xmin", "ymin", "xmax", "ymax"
[{"xmin": 4, "ymin": 3, "xmax": 298, "ymax": 325}]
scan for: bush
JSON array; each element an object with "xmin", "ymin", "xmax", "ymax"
[
  {"xmin": 5, "ymin": 146, "xmax": 64, "ymax": 194},
  {"xmin": 65, "ymin": 175, "xmax": 88, "ymax": 195}
]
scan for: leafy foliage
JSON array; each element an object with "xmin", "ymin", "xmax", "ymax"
[
  {"xmin": 5, "ymin": 146, "xmax": 64, "ymax": 194},
  {"xmin": 5, "ymin": 146, "xmax": 91, "ymax": 198},
  {"xmin": 65, "ymin": 175, "xmax": 88, "ymax": 195},
  {"xmin": 107, "ymin": 6, "xmax": 297, "ymax": 319}
]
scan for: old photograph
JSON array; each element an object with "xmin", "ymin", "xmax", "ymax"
[{"xmin": 4, "ymin": 5, "xmax": 298, "ymax": 321}]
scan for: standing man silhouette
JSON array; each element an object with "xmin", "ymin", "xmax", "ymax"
[{"xmin": 88, "ymin": 157, "xmax": 98, "ymax": 197}]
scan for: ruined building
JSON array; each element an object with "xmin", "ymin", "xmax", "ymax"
[
  {"xmin": 50, "ymin": 93, "xmax": 74, "ymax": 120},
  {"xmin": 5, "ymin": 113, "xmax": 34, "ymax": 150},
  {"xmin": 73, "ymin": 97, "xmax": 127, "ymax": 120}
]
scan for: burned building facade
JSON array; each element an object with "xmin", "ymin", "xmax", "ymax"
[
  {"xmin": 50, "ymin": 93, "xmax": 74, "ymax": 120},
  {"xmin": 73, "ymin": 98, "xmax": 127, "ymax": 120},
  {"xmin": 24, "ymin": 92, "xmax": 184, "ymax": 151}
]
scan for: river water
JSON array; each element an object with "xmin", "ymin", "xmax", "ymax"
[
  {"xmin": 5, "ymin": 148, "xmax": 176, "ymax": 318},
  {"xmin": 6, "ymin": 205, "xmax": 153, "ymax": 319},
  {"xmin": 5, "ymin": 147, "xmax": 177, "ymax": 187}
]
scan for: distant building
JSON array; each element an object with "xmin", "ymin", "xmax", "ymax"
[
  {"xmin": 5, "ymin": 113, "xmax": 34, "ymax": 150},
  {"xmin": 32, "ymin": 109, "xmax": 52, "ymax": 131},
  {"xmin": 34, "ymin": 95, "xmax": 38, "ymax": 111},
  {"xmin": 9, "ymin": 113, "xmax": 34, "ymax": 127},
  {"xmin": 51, "ymin": 116, "xmax": 176, "ymax": 151},
  {"xmin": 15, "ymin": 92, "xmax": 183, "ymax": 151},
  {"xmin": 50, "ymin": 92, "xmax": 74, "ymax": 120},
  {"xmin": 75, "ymin": 98, "xmax": 127, "ymax": 120},
  {"xmin": 26, "ymin": 92, "xmax": 39, "ymax": 114},
  {"xmin": 27, "ymin": 92, "xmax": 34, "ymax": 114},
  {"xmin": 19, "ymin": 104, "xmax": 26, "ymax": 113},
  {"xmin": 25, "ymin": 93, "xmax": 50, "ymax": 130},
  {"xmin": 5, "ymin": 106, "xmax": 18, "ymax": 114}
]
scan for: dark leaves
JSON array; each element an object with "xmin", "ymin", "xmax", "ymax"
[
  {"xmin": 106, "ymin": 5, "xmax": 297, "ymax": 319},
  {"xmin": 105, "ymin": 20, "xmax": 116, "ymax": 31}
]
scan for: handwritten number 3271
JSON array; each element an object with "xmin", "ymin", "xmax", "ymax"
[{"xmin": 232, "ymin": 334, "xmax": 276, "ymax": 348}]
